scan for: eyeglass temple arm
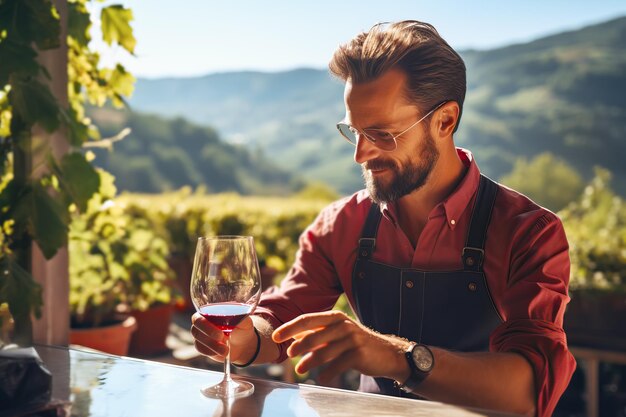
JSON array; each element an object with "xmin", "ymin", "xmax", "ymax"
[{"xmin": 396, "ymin": 101, "xmax": 447, "ymax": 138}]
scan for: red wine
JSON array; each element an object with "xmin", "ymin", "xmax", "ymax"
[{"xmin": 199, "ymin": 303, "xmax": 252, "ymax": 334}]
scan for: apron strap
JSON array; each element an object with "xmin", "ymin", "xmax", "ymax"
[
  {"xmin": 462, "ymin": 175, "xmax": 499, "ymax": 272},
  {"xmin": 357, "ymin": 175, "xmax": 498, "ymax": 268},
  {"xmin": 357, "ymin": 203, "xmax": 382, "ymax": 260}
]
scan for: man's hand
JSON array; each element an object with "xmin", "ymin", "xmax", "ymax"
[
  {"xmin": 191, "ymin": 313, "xmax": 257, "ymax": 364},
  {"xmin": 272, "ymin": 310, "xmax": 411, "ymax": 384}
]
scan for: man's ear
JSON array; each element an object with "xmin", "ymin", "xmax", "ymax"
[{"xmin": 434, "ymin": 101, "xmax": 460, "ymax": 139}]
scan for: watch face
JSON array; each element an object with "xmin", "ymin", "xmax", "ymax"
[{"xmin": 412, "ymin": 345, "xmax": 434, "ymax": 372}]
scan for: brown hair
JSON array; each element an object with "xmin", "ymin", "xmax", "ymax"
[{"xmin": 329, "ymin": 21, "xmax": 466, "ymax": 132}]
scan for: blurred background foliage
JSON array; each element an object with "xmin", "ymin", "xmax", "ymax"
[
  {"xmin": 115, "ymin": 184, "xmax": 335, "ymax": 274},
  {"xmin": 560, "ymin": 168, "xmax": 626, "ymax": 292},
  {"xmin": 499, "ymin": 152, "xmax": 584, "ymax": 212}
]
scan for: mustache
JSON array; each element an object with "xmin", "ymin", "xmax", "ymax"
[{"xmin": 363, "ymin": 160, "xmax": 396, "ymax": 171}]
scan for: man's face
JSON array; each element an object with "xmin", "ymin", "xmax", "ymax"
[
  {"xmin": 343, "ymin": 69, "xmax": 439, "ymax": 204},
  {"xmin": 361, "ymin": 130, "xmax": 438, "ymax": 204}
]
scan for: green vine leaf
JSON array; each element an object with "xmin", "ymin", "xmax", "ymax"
[
  {"xmin": 55, "ymin": 152, "xmax": 100, "ymax": 212},
  {"xmin": 0, "ymin": 39, "xmax": 40, "ymax": 87},
  {"xmin": 4, "ymin": 0, "xmax": 61, "ymax": 50},
  {"xmin": 62, "ymin": 109, "xmax": 86, "ymax": 146},
  {"xmin": 29, "ymin": 181, "xmax": 69, "ymax": 259},
  {"xmin": 0, "ymin": 88, "xmax": 10, "ymax": 139},
  {"xmin": 0, "ymin": 2, "xmax": 11, "ymax": 30},
  {"xmin": 0, "ymin": 255, "xmax": 43, "ymax": 343},
  {"xmin": 101, "ymin": 5, "xmax": 136, "ymax": 54},
  {"xmin": 0, "ymin": 178, "xmax": 19, "ymax": 223},
  {"xmin": 10, "ymin": 77, "xmax": 60, "ymax": 132},
  {"xmin": 101, "ymin": 64, "xmax": 135, "ymax": 107},
  {"xmin": 96, "ymin": 168, "xmax": 118, "ymax": 201},
  {"xmin": 67, "ymin": 1, "xmax": 91, "ymax": 46}
]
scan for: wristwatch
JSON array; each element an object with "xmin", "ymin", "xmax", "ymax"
[{"xmin": 396, "ymin": 343, "xmax": 434, "ymax": 393}]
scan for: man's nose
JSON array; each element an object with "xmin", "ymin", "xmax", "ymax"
[{"xmin": 354, "ymin": 133, "xmax": 380, "ymax": 165}]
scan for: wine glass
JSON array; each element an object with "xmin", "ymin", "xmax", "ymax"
[{"xmin": 190, "ymin": 235, "xmax": 262, "ymax": 399}]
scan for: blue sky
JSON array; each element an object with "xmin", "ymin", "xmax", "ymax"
[{"xmin": 92, "ymin": 0, "xmax": 626, "ymax": 79}]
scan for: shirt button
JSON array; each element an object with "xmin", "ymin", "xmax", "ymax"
[
  {"xmin": 405, "ymin": 280, "xmax": 414, "ymax": 289},
  {"xmin": 450, "ymin": 219, "xmax": 456, "ymax": 225}
]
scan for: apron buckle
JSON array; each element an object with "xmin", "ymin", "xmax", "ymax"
[
  {"xmin": 358, "ymin": 238, "xmax": 376, "ymax": 258},
  {"xmin": 462, "ymin": 247, "xmax": 485, "ymax": 268}
]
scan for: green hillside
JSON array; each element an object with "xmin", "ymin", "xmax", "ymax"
[
  {"xmin": 130, "ymin": 69, "xmax": 359, "ymax": 192},
  {"xmin": 458, "ymin": 16, "xmax": 626, "ymax": 193},
  {"xmin": 126, "ymin": 16, "xmax": 626, "ymax": 195},
  {"xmin": 89, "ymin": 109, "xmax": 303, "ymax": 195}
]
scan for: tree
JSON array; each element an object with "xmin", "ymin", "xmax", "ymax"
[
  {"xmin": 558, "ymin": 168, "xmax": 626, "ymax": 291},
  {"xmin": 0, "ymin": 0, "xmax": 135, "ymax": 344},
  {"xmin": 499, "ymin": 152, "xmax": 584, "ymax": 212}
]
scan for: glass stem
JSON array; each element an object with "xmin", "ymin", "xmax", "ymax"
[{"xmin": 223, "ymin": 333, "xmax": 232, "ymax": 383}]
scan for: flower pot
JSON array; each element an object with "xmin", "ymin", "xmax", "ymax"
[
  {"xmin": 128, "ymin": 304, "xmax": 174, "ymax": 357},
  {"xmin": 70, "ymin": 315, "xmax": 137, "ymax": 356},
  {"xmin": 564, "ymin": 290, "xmax": 626, "ymax": 350}
]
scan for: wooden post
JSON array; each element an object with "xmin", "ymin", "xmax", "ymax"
[
  {"xmin": 570, "ymin": 346, "xmax": 626, "ymax": 417},
  {"xmin": 31, "ymin": 0, "xmax": 70, "ymax": 346}
]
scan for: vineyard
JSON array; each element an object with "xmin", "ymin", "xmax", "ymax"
[{"xmin": 115, "ymin": 187, "xmax": 331, "ymax": 273}]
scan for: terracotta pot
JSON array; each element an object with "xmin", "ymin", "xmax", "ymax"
[
  {"xmin": 70, "ymin": 315, "xmax": 137, "ymax": 356},
  {"xmin": 128, "ymin": 304, "xmax": 174, "ymax": 357},
  {"xmin": 564, "ymin": 290, "xmax": 626, "ymax": 350}
]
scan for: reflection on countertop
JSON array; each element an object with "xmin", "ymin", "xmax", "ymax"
[{"xmin": 35, "ymin": 345, "xmax": 519, "ymax": 417}]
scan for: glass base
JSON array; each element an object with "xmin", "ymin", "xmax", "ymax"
[{"xmin": 201, "ymin": 379, "xmax": 255, "ymax": 399}]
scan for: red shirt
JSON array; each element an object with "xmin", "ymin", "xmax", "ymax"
[{"xmin": 257, "ymin": 148, "xmax": 576, "ymax": 416}]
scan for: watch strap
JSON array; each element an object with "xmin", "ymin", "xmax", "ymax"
[{"xmin": 396, "ymin": 343, "xmax": 433, "ymax": 393}]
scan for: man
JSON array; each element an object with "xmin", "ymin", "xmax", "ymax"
[{"xmin": 191, "ymin": 21, "xmax": 575, "ymax": 417}]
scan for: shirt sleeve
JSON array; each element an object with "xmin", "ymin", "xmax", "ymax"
[
  {"xmin": 489, "ymin": 211, "xmax": 576, "ymax": 417},
  {"xmin": 255, "ymin": 205, "xmax": 344, "ymax": 363}
]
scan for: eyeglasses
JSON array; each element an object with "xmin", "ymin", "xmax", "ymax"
[{"xmin": 336, "ymin": 101, "xmax": 447, "ymax": 152}]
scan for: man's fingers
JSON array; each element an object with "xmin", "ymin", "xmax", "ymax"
[
  {"xmin": 191, "ymin": 313, "xmax": 229, "ymax": 358},
  {"xmin": 190, "ymin": 320, "xmax": 223, "ymax": 343},
  {"xmin": 194, "ymin": 338, "xmax": 227, "ymax": 358},
  {"xmin": 273, "ymin": 311, "xmax": 348, "ymax": 343},
  {"xmin": 294, "ymin": 335, "xmax": 355, "ymax": 374},
  {"xmin": 287, "ymin": 319, "xmax": 352, "ymax": 357},
  {"xmin": 191, "ymin": 313, "xmax": 224, "ymax": 340}
]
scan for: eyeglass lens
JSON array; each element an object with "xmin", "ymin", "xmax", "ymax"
[{"xmin": 336, "ymin": 123, "xmax": 397, "ymax": 151}]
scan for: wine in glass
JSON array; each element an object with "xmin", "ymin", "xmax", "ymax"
[{"xmin": 190, "ymin": 235, "xmax": 262, "ymax": 399}]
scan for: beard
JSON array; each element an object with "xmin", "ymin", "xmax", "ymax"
[{"xmin": 362, "ymin": 132, "xmax": 439, "ymax": 204}]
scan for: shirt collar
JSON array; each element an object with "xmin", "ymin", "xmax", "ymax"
[
  {"xmin": 442, "ymin": 147, "xmax": 480, "ymax": 231},
  {"xmin": 379, "ymin": 147, "xmax": 480, "ymax": 231}
]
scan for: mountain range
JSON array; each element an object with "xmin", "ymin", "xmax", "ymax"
[
  {"xmin": 97, "ymin": 16, "xmax": 626, "ymax": 196},
  {"xmin": 90, "ymin": 109, "xmax": 303, "ymax": 195}
]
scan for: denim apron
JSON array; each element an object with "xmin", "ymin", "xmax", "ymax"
[{"xmin": 352, "ymin": 175, "xmax": 503, "ymax": 397}]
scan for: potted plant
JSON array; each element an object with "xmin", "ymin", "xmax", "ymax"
[
  {"xmin": 121, "ymin": 201, "xmax": 180, "ymax": 356},
  {"xmin": 559, "ymin": 168, "xmax": 626, "ymax": 351},
  {"xmin": 69, "ymin": 170, "xmax": 179, "ymax": 356},
  {"xmin": 69, "ymin": 170, "xmax": 135, "ymax": 355}
]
